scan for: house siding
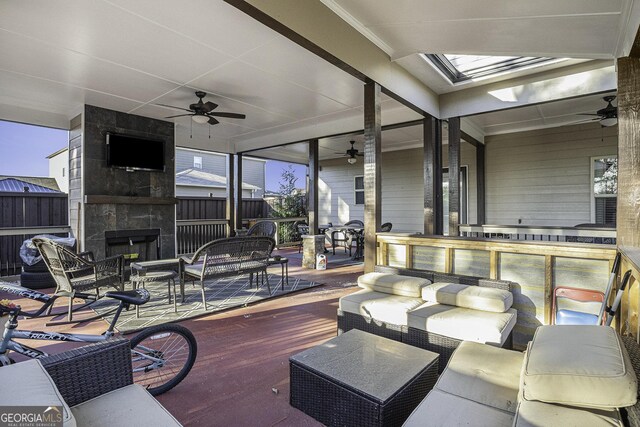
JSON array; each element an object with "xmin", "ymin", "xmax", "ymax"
[
  {"xmin": 485, "ymin": 123, "xmax": 617, "ymax": 227},
  {"xmin": 175, "ymin": 149, "xmax": 265, "ymax": 198},
  {"xmin": 319, "ymin": 145, "xmax": 477, "ymax": 232}
]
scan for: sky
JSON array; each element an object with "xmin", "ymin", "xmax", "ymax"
[
  {"xmin": 0, "ymin": 120, "xmax": 307, "ymax": 191},
  {"xmin": 0, "ymin": 120, "xmax": 68, "ymax": 177}
]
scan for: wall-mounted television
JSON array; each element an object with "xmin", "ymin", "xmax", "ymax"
[{"xmin": 106, "ymin": 132, "xmax": 165, "ymax": 172}]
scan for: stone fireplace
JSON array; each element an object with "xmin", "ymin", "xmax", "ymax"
[{"xmin": 69, "ymin": 105, "xmax": 176, "ymax": 260}]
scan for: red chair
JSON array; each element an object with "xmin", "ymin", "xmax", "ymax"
[{"xmin": 552, "ymin": 286, "xmax": 605, "ymax": 325}]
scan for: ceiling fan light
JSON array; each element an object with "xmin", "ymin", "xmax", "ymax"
[
  {"xmin": 600, "ymin": 117, "xmax": 617, "ymax": 127},
  {"xmin": 347, "ymin": 157, "xmax": 357, "ymax": 165},
  {"xmin": 192, "ymin": 114, "xmax": 209, "ymax": 124}
]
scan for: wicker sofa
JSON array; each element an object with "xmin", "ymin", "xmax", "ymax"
[
  {"xmin": 337, "ymin": 266, "xmax": 517, "ymax": 370},
  {"xmin": 403, "ymin": 325, "xmax": 639, "ymax": 426},
  {"xmin": 1, "ymin": 338, "xmax": 181, "ymax": 427}
]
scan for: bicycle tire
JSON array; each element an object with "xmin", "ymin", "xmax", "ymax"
[{"xmin": 129, "ymin": 323, "xmax": 197, "ymax": 396}]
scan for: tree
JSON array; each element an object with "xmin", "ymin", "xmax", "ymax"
[{"xmin": 270, "ymin": 165, "xmax": 305, "ymax": 218}]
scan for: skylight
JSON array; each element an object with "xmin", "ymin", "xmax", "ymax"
[{"xmin": 423, "ymin": 54, "xmax": 562, "ymax": 84}]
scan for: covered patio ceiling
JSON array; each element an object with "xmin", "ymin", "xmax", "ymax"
[{"xmin": 0, "ymin": 0, "xmax": 633, "ymax": 157}]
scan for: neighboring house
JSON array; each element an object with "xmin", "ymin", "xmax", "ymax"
[
  {"xmin": 319, "ymin": 122, "xmax": 617, "ymax": 233},
  {"xmin": 48, "ymin": 147, "xmax": 266, "ymax": 198},
  {"xmin": 0, "ymin": 176, "xmax": 62, "ymax": 193},
  {"xmin": 175, "ymin": 148, "xmax": 265, "ymax": 198},
  {"xmin": 176, "ymin": 168, "xmax": 260, "ymax": 198},
  {"xmin": 47, "ymin": 148, "xmax": 69, "ymax": 193}
]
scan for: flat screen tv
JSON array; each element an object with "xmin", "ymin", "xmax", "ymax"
[{"xmin": 106, "ymin": 132, "xmax": 165, "ymax": 172}]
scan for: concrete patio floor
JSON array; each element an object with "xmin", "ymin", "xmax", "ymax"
[{"xmin": 1, "ymin": 247, "xmax": 362, "ymax": 426}]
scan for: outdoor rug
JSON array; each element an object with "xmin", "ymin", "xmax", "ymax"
[{"xmin": 92, "ymin": 273, "xmax": 320, "ymax": 333}]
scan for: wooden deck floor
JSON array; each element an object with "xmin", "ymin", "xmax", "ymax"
[{"xmin": 1, "ymin": 248, "xmax": 362, "ymax": 426}]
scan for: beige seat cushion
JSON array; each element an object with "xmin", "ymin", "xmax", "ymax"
[
  {"xmin": 71, "ymin": 384, "xmax": 181, "ymax": 427},
  {"xmin": 514, "ymin": 399, "xmax": 623, "ymax": 427},
  {"xmin": 402, "ymin": 389, "xmax": 514, "ymax": 427},
  {"xmin": 422, "ymin": 282, "xmax": 513, "ymax": 313},
  {"xmin": 436, "ymin": 341, "xmax": 523, "ymax": 413},
  {"xmin": 339, "ymin": 289, "xmax": 424, "ymax": 326},
  {"xmin": 521, "ymin": 325, "xmax": 637, "ymax": 409},
  {"xmin": 357, "ymin": 272, "xmax": 431, "ymax": 297},
  {"xmin": 407, "ymin": 302, "xmax": 517, "ymax": 346},
  {"xmin": 0, "ymin": 359, "xmax": 75, "ymax": 426}
]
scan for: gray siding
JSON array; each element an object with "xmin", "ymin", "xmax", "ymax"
[
  {"xmin": 175, "ymin": 149, "xmax": 265, "ymax": 198},
  {"xmin": 485, "ymin": 123, "xmax": 617, "ymax": 226},
  {"xmin": 319, "ymin": 145, "xmax": 477, "ymax": 232}
]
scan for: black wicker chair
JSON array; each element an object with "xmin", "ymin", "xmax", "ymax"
[
  {"xmin": 331, "ymin": 220, "xmax": 364, "ymax": 256},
  {"xmin": 246, "ymin": 220, "xmax": 277, "ymax": 238},
  {"xmin": 293, "ymin": 220, "xmax": 309, "ymax": 253}
]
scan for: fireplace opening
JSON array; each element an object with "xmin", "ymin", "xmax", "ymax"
[{"xmin": 105, "ymin": 229, "xmax": 161, "ymax": 276}]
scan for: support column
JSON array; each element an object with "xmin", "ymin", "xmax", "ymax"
[
  {"xmin": 448, "ymin": 117, "xmax": 461, "ymax": 236},
  {"xmin": 226, "ymin": 154, "xmax": 235, "ymax": 236},
  {"xmin": 364, "ymin": 81, "xmax": 382, "ymax": 272},
  {"xmin": 476, "ymin": 143, "xmax": 486, "ymax": 225},
  {"xmin": 617, "ymin": 57, "xmax": 640, "ymax": 247},
  {"xmin": 308, "ymin": 139, "xmax": 319, "ymax": 234},
  {"xmin": 423, "ymin": 116, "xmax": 443, "ymax": 235},
  {"xmin": 234, "ymin": 153, "xmax": 243, "ymax": 231}
]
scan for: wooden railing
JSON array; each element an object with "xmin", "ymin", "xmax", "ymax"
[
  {"xmin": 460, "ymin": 224, "xmax": 616, "ymax": 244},
  {"xmin": 619, "ymin": 247, "xmax": 640, "ymax": 341},
  {"xmin": 244, "ymin": 217, "xmax": 306, "ymax": 248},
  {"xmin": 376, "ymin": 233, "xmax": 617, "ymax": 349},
  {"xmin": 0, "ymin": 226, "xmax": 72, "ymax": 276}
]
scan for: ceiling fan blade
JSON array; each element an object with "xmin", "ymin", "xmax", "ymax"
[
  {"xmin": 356, "ymin": 153, "xmax": 364, "ymax": 156},
  {"xmin": 208, "ymin": 117, "xmax": 219, "ymax": 125},
  {"xmin": 208, "ymin": 112, "xmax": 246, "ymax": 119},
  {"xmin": 165, "ymin": 113, "xmax": 193, "ymax": 119},
  {"xmin": 576, "ymin": 113, "xmax": 601, "ymax": 117},
  {"xmin": 203, "ymin": 101, "xmax": 218, "ymax": 112},
  {"xmin": 156, "ymin": 103, "xmax": 192, "ymax": 112}
]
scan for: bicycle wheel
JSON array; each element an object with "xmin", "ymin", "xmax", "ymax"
[{"xmin": 129, "ymin": 323, "xmax": 197, "ymax": 396}]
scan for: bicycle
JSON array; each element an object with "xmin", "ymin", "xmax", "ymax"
[{"xmin": 0, "ymin": 282, "xmax": 197, "ymax": 396}]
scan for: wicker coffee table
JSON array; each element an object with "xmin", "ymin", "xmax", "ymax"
[{"xmin": 290, "ymin": 329, "xmax": 438, "ymax": 427}]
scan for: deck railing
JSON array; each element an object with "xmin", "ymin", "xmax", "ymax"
[
  {"xmin": 176, "ymin": 216, "xmax": 306, "ymax": 254},
  {"xmin": 460, "ymin": 224, "xmax": 616, "ymax": 244},
  {"xmin": 376, "ymin": 233, "xmax": 617, "ymax": 349},
  {"xmin": 0, "ymin": 226, "xmax": 72, "ymax": 276}
]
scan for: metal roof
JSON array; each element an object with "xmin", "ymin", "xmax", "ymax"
[
  {"xmin": 0, "ymin": 177, "xmax": 62, "ymax": 193},
  {"xmin": 176, "ymin": 168, "xmax": 261, "ymax": 190}
]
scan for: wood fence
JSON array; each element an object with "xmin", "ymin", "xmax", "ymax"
[
  {"xmin": 176, "ymin": 197, "xmax": 268, "ymax": 220},
  {"xmin": 0, "ymin": 192, "xmax": 68, "ymax": 275}
]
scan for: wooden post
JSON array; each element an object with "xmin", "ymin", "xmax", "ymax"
[
  {"xmin": 448, "ymin": 117, "xmax": 461, "ymax": 236},
  {"xmin": 476, "ymin": 143, "xmax": 486, "ymax": 225},
  {"xmin": 544, "ymin": 255, "xmax": 554, "ymax": 325},
  {"xmin": 424, "ymin": 116, "xmax": 443, "ymax": 235},
  {"xmin": 364, "ymin": 81, "xmax": 382, "ymax": 273},
  {"xmin": 226, "ymin": 154, "xmax": 235, "ymax": 237},
  {"xmin": 308, "ymin": 139, "xmax": 319, "ymax": 234},
  {"xmin": 234, "ymin": 153, "xmax": 243, "ymax": 231}
]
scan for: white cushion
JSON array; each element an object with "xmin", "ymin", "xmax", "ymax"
[
  {"xmin": 436, "ymin": 341, "xmax": 523, "ymax": 413},
  {"xmin": 357, "ymin": 272, "xmax": 431, "ymax": 297},
  {"xmin": 71, "ymin": 384, "xmax": 181, "ymax": 427},
  {"xmin": 407, "ymin": 302, "xmax": 517, "ymax": 346},
  {"xmin": 514, "ymin": 400, "xmax": 623, "ymax": 427},
  {"xmin": 339, "ymin": 289, "xmax": 424, "ymax": 326},
  {"xmin": 402, "ymin": 389, "xmax": 514, "ymax": 427},
  {"xmin": 521, "ymin": 325, "xmax": 637, "ymax": 409},
  {"xmin": 0, "ymin": 359, "xmax": 76, "ymax": 426},
  {"xmin": 422, "ymin": 282, "xmax": 513, "ymax": 313}
]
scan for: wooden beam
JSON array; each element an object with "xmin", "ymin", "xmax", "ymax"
[
  {"xmin": 364, "ymin": 81, "xmax": 382, "ymax": 273},
  {"xmin": 423, "ymin": 116, "xmax": 443, "ymax": 235},
  {"xmin": 448, "ymin": 117, "xmax": 461, "ymax": 236},
  {"xmin": 476, "ymin": 143, "xmax": 486, "ymax": 225},
  {"xmin": 308, "ymin": 139, "xmax": 319, "ymax": 234},
  {"xmin": 234, "ymin": 153, "xmax": 243, "ymax": 230},
  {"xmin": 226, "ymin": 154, "xmax": 235, "ymax": 236}
]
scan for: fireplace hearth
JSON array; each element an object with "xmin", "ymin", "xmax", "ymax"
[{"xmin": 105, "ymin": 228, "xmax": 161, "ymax": 263}]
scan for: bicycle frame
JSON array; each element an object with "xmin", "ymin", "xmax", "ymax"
[{"xmin": 0, "ymin": 284, "xmax": 164, "ymax": 373}]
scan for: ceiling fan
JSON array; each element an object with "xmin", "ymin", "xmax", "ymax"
[
  {"xmin": 578, "ymin": 95, "xmax": 617, "ymax": 127},
  {"xmin": 157, "ymin": 91, "xmax": 246, "ymax": 125},
  {"xmin": 335, "ymin": 140, "xmax": 364, "ymax": 164}
]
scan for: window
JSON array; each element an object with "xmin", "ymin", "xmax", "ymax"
[
  {"xmin": 422, "ymin": 54, "xmax": 563, "ymax": 84},
  {"xmin": 591, "ymin": 157, "xmax": 617, "ymax": 225},
  {"xmin": 354, "ymin": 176, "xmax": 364, "ymax": 205},
  {"xmin": 193, "ymin": 156, "xmax": 202, "ymax": 169}
]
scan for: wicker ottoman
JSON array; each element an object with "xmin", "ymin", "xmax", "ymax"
[{"xmin": 290, "ymin": 329, "xmax": 438, "ymax": 427}]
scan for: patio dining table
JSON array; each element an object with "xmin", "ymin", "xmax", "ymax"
[{"xmin": 327, "ymin": 225, "xmax": 365, "ymax": 260}]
